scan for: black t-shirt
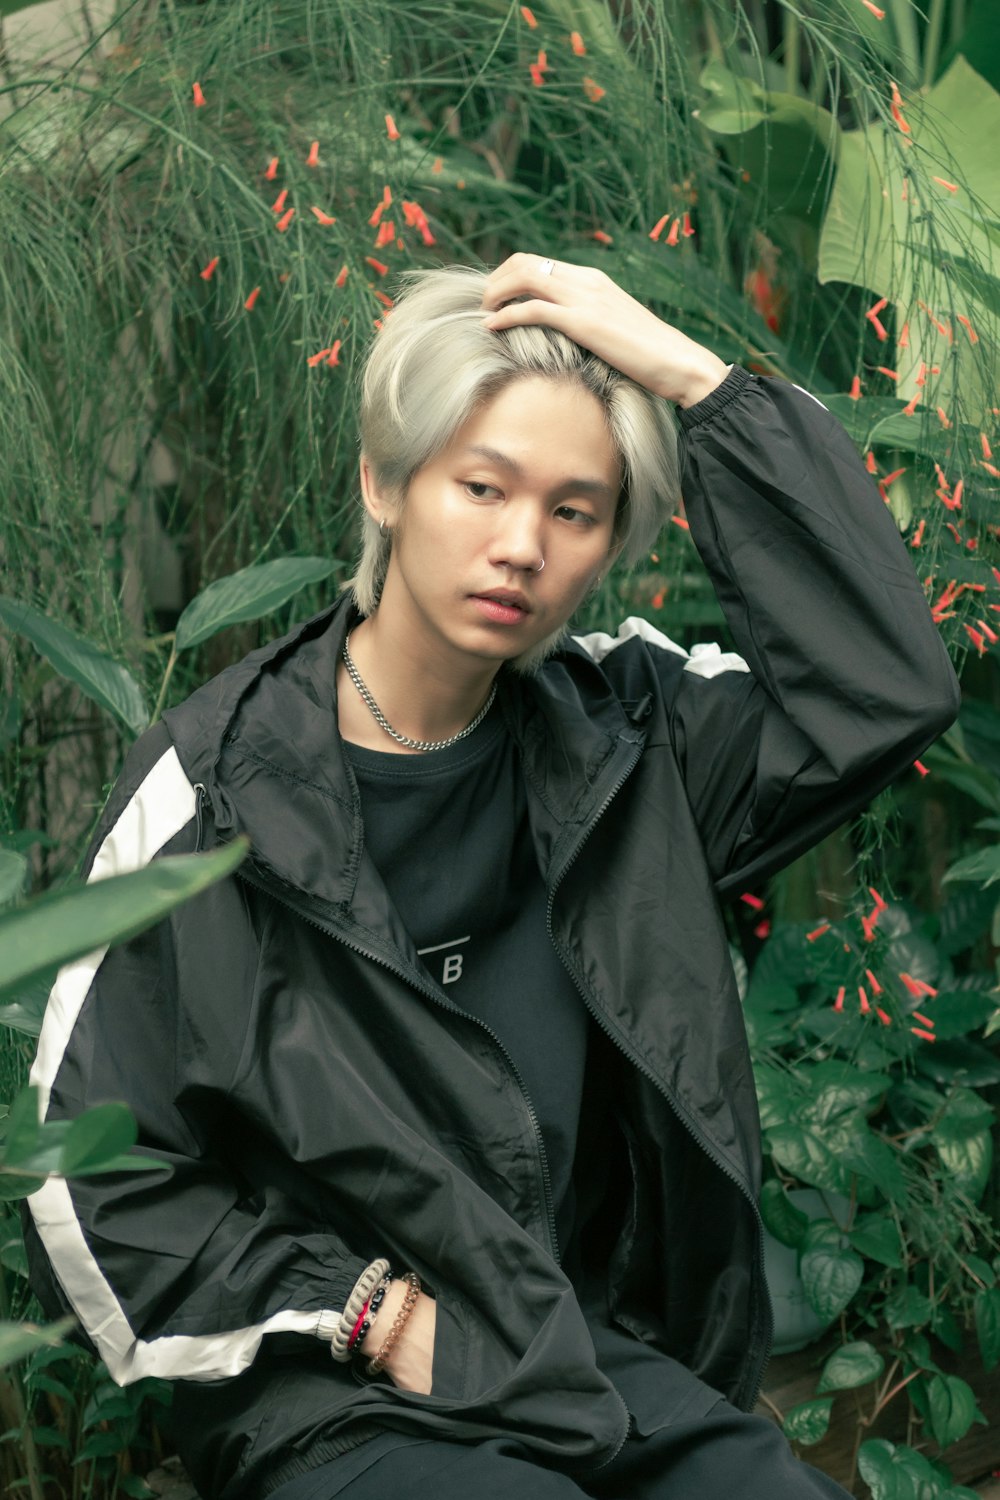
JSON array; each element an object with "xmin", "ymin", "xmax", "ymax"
[{"xmin": 344, "ymin": 700, "xmax": 589, "ymax": 1254}]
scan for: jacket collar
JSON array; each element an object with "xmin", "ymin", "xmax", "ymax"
[{"xmin": 164, "ymin": 591, "xmax": 644, "ymax": 912}]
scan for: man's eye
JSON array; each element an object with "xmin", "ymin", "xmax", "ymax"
[
  {"xmin": 463, "ymin": 481, "xmax": 500, "ymax": 499},
  {"xmin": 556, "ymin": 505, "xmax": 594, "ymax": 525}
]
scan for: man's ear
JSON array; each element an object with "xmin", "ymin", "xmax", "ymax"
[{"xmin": 358, "ymin": 454, "xmax": 392, "ymax": 529}]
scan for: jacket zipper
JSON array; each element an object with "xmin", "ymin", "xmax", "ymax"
[
  {"xmin": 235, "ymin": 863, "xmax": 561, "ymax": 1264},
  {"xmin": 544, "ymin": 741, "xmax": 773, "ymax": 1414}
]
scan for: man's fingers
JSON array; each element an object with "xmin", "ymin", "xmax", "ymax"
[{"xmin": 482, "ymin": 296, "xmax": 578, "ymax": 330}]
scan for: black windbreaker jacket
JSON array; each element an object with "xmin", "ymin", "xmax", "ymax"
[{"xmin": 25, "ymin": 366, "xmax": 960, "ymax": 1498}]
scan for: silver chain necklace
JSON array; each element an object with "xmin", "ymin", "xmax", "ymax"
[{"xmin": 342, "ymin": 631, "xmax": 497, "ymax": 753}]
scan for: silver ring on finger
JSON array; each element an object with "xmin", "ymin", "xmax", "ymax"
[{"xmin": 538, "ymin": 258, "xmax": 555, "ymax": 277}]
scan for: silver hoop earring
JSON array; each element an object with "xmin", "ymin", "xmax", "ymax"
[
  {"xmin": 379, "ymin": 518, "xmax": 388, "ymax": 538},
  {"xmin": 535, "ymin": 558, "xmax": 545, "ymax": 572}
]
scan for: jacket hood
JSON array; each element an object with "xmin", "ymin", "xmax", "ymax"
[{"xmin": 163, "ymin": 591, "xmax": 644, "ymax": 912}]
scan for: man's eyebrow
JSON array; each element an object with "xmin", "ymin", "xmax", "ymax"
[{"xmin": 459, "ymin": 444, "xmax": 617, "ymax": 500}]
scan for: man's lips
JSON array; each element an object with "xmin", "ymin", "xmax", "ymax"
[
  {"xmin": 470, "ymin": 592, "xmax": 532, "ymax": 624},
  {"xmin": 470, "ymin": 590, "xmax": 531, "ymax": 612}
]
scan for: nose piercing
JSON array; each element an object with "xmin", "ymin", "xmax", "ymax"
[{"xmin": 535, "ymin": 558, "xmax": 545, "ymax": 572}]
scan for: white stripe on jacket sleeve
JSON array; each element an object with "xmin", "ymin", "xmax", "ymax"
[
  {"xmin": 26, "ymin": 745, "xmax": 338, "ymax": 1383},
  {"xmin": 573, "ymin": 615, "xmax": 750, "ymax": 678}
]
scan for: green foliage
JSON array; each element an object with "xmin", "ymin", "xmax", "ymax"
[{"xmin": 0, "ymin": 0, "xmax": 997, "ymax": 1495}]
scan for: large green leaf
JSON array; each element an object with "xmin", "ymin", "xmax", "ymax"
[
  {"xmin": 59, "ymin": 1102, "xmax": 140, "ymax": 1176},
  {"xmin": 0, "ymin": 842, "xmax": 249, "ymax": 1001},
  {"xmin": 782, "ymin": 1397, "xmax": 833, "ymax": 1446},
  {"xmin": 884, "ymin": 1285, "xmax": 934, "ymax": 1330},
  {"xmin": 0, "ymin": 1317, "xmax": 75, "ymax": 1373},
  {"xmin": 799, "ymin": 1224, "xmax": 865, "ymax": 1322},
  {"xmin": 0, "ymin": 849, "xmax": 27, "ymax": 906},
  {"xmin": 0, "ymin": 597, "xmax": 148, "ymax": 736},
  {"xmin": 766, "ymin": 1123, "xmax": 850, "ymax": 1195},
  {"xmin": 818, "ymin": 57, "xmax": 1000, "ymax": 421},
  {"xmin": 942, "ymin": 847, "xmax": 1000, "ymax": 888},
  {"xmin": 760, "ymin": 1180, "xmax": 810, "ymax": 1249},
  {"xmin": 174, "ymin": 558, "xmax": 339, "ymax": 652},
  {"xmin": 933, "ymin": 1129, "xmax": 993, "ymax": 1201},
  {"xmin": 859, "ymin": 1439, "xmax": 954, "ymax": 1500},
  {"xmin": 849, "ymin": 1212, "xmax": 904, "ymax": 1269},
  {"xmin": 975, "ymin": 1287, "xmax": 1000, "ymax": 1370},
  {"xmin": 925, "ymin": 1374, "xmax": 983, "ymax": 1448},
  {"xmin": 818, "ymin": 1341, "xmax": 885, "ymax": 1393},
  {"xmin": 696, "ymin": 63, "xmax": 840, "ymax": 228}
]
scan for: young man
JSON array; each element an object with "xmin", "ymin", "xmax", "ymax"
[{"xmin": 26, "ymin": 255, "xmax": 960, "ymax": 1499}]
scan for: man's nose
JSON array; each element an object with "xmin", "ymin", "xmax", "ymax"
[{"xmin": 488, "ymin": 502, "xmax": 545, "ymax": 574}]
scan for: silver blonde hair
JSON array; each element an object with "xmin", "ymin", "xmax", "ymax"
[{"xmin": 350, "ymin": 263, "xmax": 680, "ymax": 670}]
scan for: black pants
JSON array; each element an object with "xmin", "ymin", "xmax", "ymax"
[
  {"xmin": 267, "ymin": 1309, "xmax": 851, "ymax": 1500},
  {"xmin": 267, "ymin": 1403, "xmax": 850, "ymax": 1500}
]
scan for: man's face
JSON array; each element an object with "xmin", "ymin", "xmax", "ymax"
[{"xmin": 363, "ymin": 376, "xmax": 621, "ymax": 666}]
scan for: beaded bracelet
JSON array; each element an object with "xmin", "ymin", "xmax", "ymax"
[
  {"xmin": 348, "ymin": 1273, "xmax": 392, "ymax": 1354},
  {"xmin": 366, "ymin": 1271, "xmax": 421, "ymax": 1376}
]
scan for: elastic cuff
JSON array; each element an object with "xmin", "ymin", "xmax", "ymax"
[
  {"xmin": 315, "ymin": 1309, "xmax": 342, "ymax": 1342},
  {"xmin": 677, "ymin": 362, "xmax": 753, "ymax": 430}
]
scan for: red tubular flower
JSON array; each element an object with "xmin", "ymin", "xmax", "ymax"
[
  {"xmin": 192, "ymin": 81, "xmax": 206, "ymax": 107},
  {"xmin": 326, "ymin": 340, "xmax": 343, "ymax": 366},
  {"xmin": 276, "ymin": 207, "xmax": 296, "ymax": 232},
  {"xmin": 913, "ymin": 760, "xmax": 929, "ymax": 776},
  {"xmin": 740, "ymin": 893, "xmax": 765, "ymax": 911},
  {"xmin": 670, "ymin": 514, "xmax": 689, "ymax": 530},
  {"xmin": 335, "ymin": 264, "xmax": 349, "ymax": 288},
  {"xmin": 244, "ymin": 286, "xmax": 261, "ymax": 310},
  {"xmin": 365, "ymin": 256, "xmax": 388, "ymax": 276},
  {"xmin": 306, "ymin": 141, "xmax": 320, "ymax": 168},
  {"xmin": 520, "ymin": 6, "xmax": 538, "ymax": 27},
  {"xmin": 834, "ymin": 986, "xmax": 846, "ymax": 1012},
  {"xmin": 849, "ymin": 375, "xmax": 863, "ymax": 400},
  {"xmin": 592, "ymin": 229, "xmax": 613, "ymax": 244},
  {"xmin": 957, "ymin": 314, "xmax": 979, "ymax": 344},
  {"xmin": 862, "ymin": 0, "xmax": 885, "ymax": 16},
  {"xmin": 385, "ymin": 114, "xmax": 400, "ymax": 141},
  {"xmin": 264, "ymin": 157, "xmax": 279, "ymax": 180},
  {"xmin": 806, "ymin": 924, "xmax": 831, "ymax": 941},
  {"xmin": 307, "ymin": 348, "xmax": 333, "ymax": 367},
  {"xmin": 865, "ymin": 968, "xmax": 883, "ymax": 996},
  {"xmin": 898, "ymin": 321, "xmax": 910, "ymax": 348},
  {"xmin": 900, "ymin": 971, "xmax": 937, "ymax": 997},
  {"xmin": 582, "ymin": 77, "xmax": 606, "ymax": 103},
  {"xmin": 910, "ymin": 519, "xmax": 925, "ymax": 549},
  {"xmin": 666, "ymin": 218, "xmax": 680, "ymax": 247},
  {"xmin": 932, "ymin": 176, "xmax": 959, "ymax": 193},
  {"xmin": 271, "ymin": 188, "xmax": 289, "ymax": 214},
  {"xmin": 890, "ymin": 81, "xmax": 911, "ymax": 134},
  {"xmin": 649, "ymin": 213, "xmax": 670, "ymax": 241},
  {"xmin": 200, "ymin": 256, "xmax": 219, "ymax": 281},
  {"xmin": 311, "ymin": 207, "xmax": 337, "ymax": 225},
  {"xmin": 681, "ymin": 211, "xmax": 695, "ymax": 237}
]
